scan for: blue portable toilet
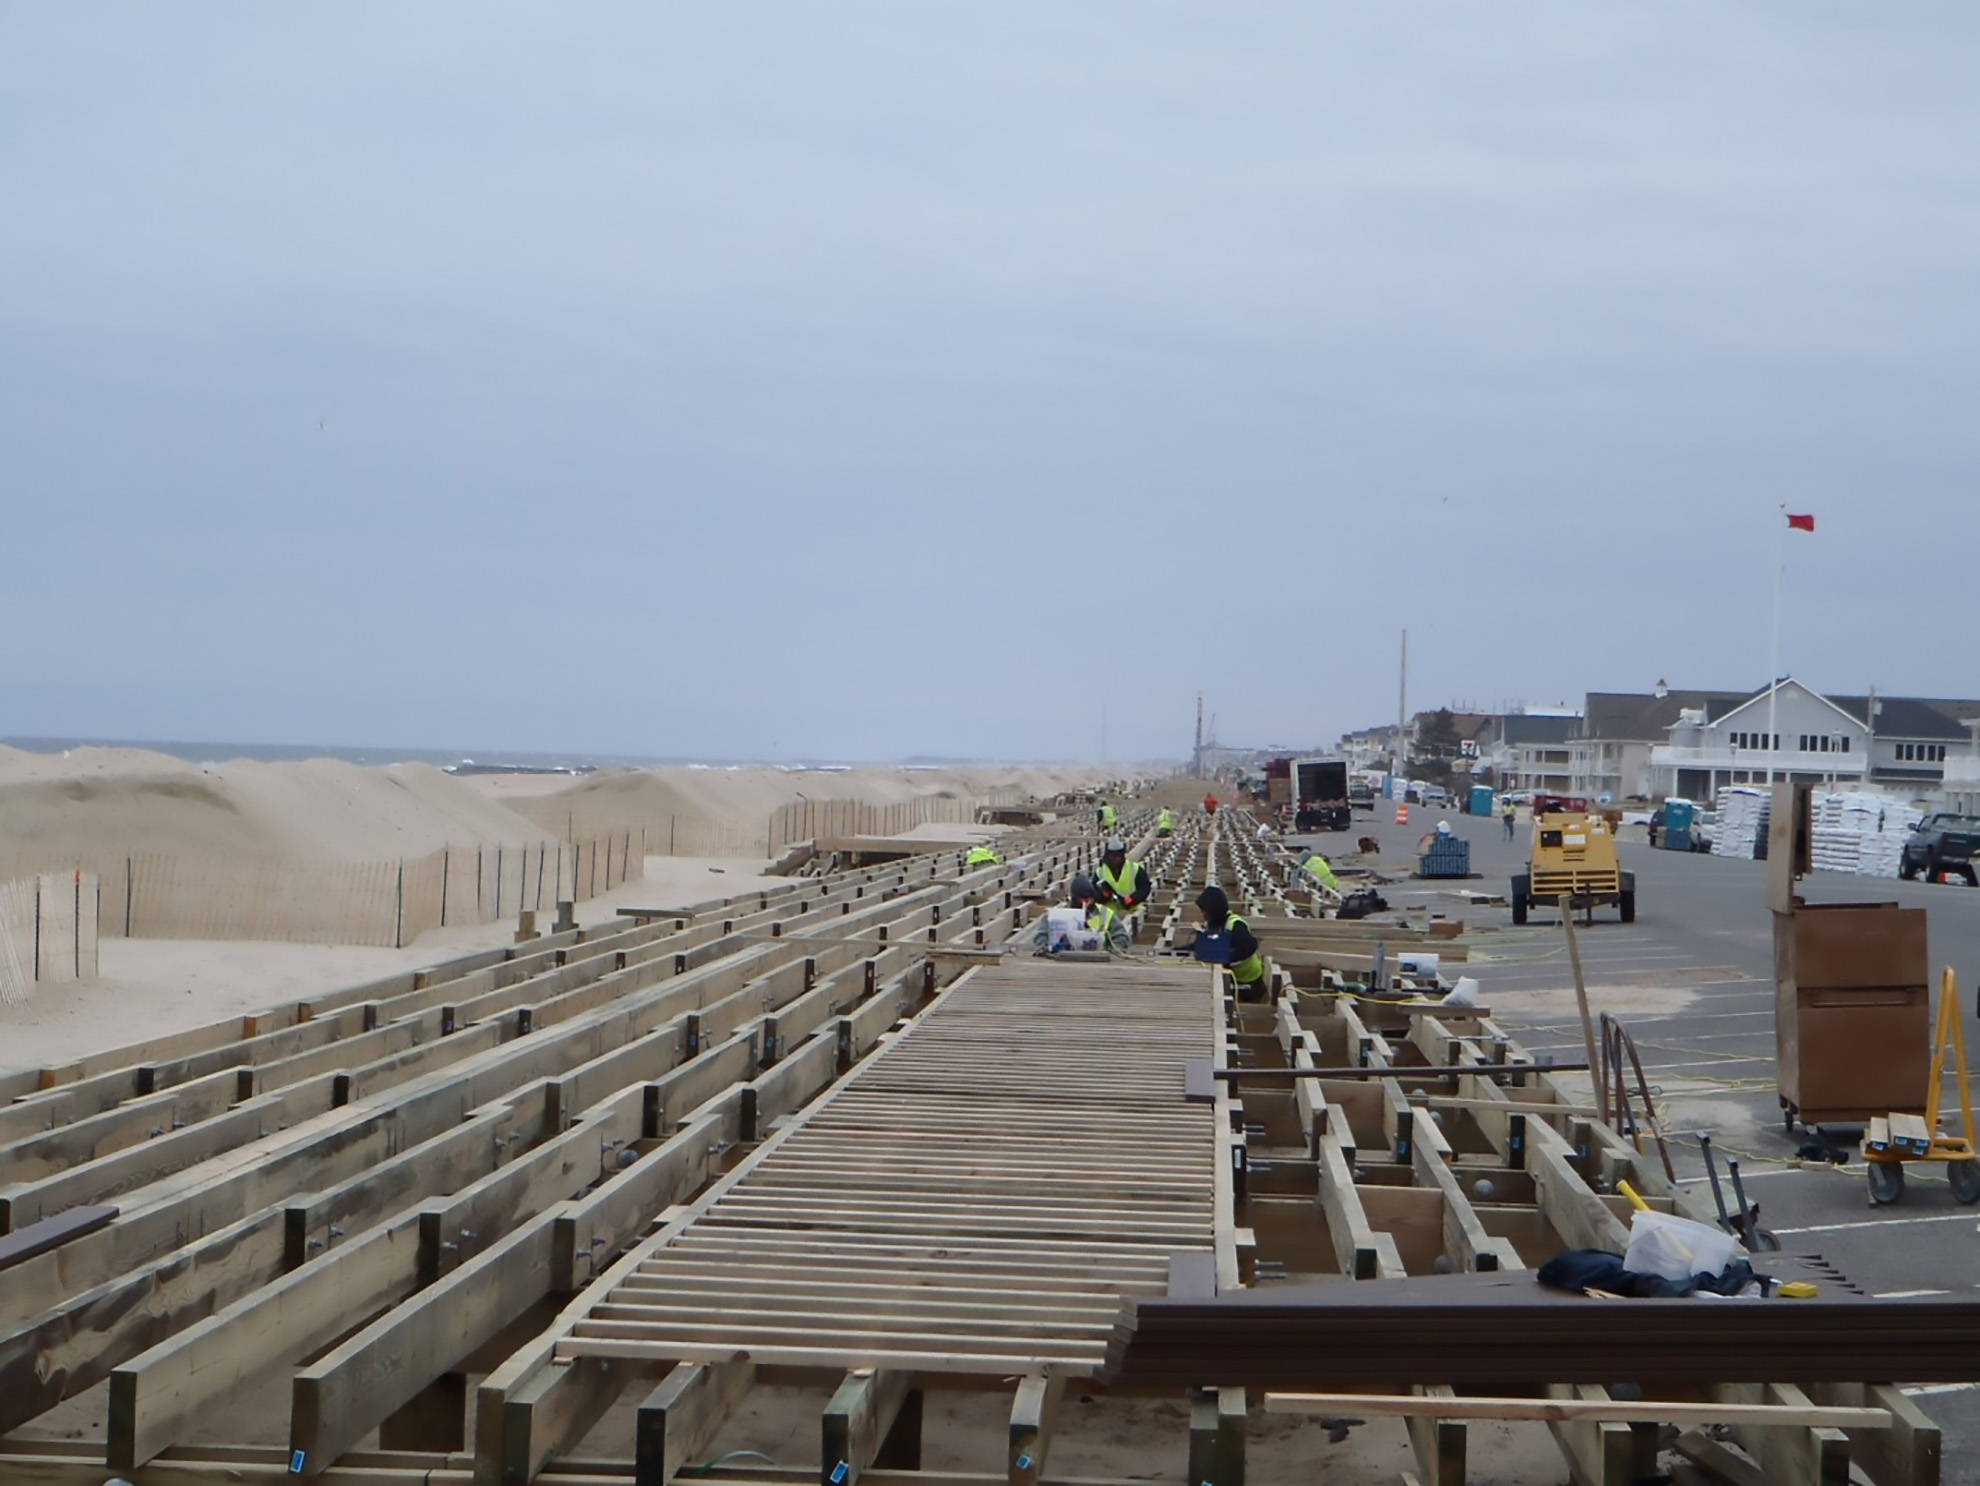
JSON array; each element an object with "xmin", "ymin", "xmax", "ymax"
[
  {"xmin": 1469, "ymin": 785, "xmax": 1495, "ymax": 818},
  {"xmin": 1661, "ymin": 798, "xmax": 1696, "ymax": 852}
]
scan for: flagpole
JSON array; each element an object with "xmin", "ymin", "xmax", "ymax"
[{"xmin": 1766, "ymin": 506, "xmax": 1784, "ymax": 787}]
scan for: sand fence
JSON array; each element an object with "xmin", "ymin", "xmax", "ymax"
[
  {"xmin": 0, "ymin": 832, "xmax": 638, "ymax": 951},
  {"xmin": 0, "ymin": 871, "xmax": 100, "ymax": 1004},
  {"xmin": 761, "ymin": 790, "xmax": 1019, "ymax": 852}
]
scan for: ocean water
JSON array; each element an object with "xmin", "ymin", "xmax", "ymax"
[{"xmin": 0, "ymin": 736, "xmax": 992, "ymax": 772}]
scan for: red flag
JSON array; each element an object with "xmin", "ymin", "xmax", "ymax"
[{"xmin": 1786, "ymin": 513, "xmax": 1815, "ymax": 532}]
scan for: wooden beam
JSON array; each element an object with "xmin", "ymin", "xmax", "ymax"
[
  {"xmin": 1406, "ymin": 1384, "xmax": 1464, "ymax": 1486},
  {"xmin": 635, "ymin": 1360, "xmax": 757, "ymax": 1486},
  {"xmin": 1007, "ymin": 1374, "xmax": 1065, "ymax": 1486},
  {"xmin": 289, "ymin": 1222, "xmax": 559, "ymax": 1478},
  {"xmin": 1808, "ymin": 1382, "xmax": 1941, "ymax": 1486},
  {"xmin": 1709, "ymin": 1382, "xmax": 1853, "ymax": 1486},
  {"xmin": 1266, "ymin": 1393, "xmax": 1890, "ymax": 1429},
  {"xmin": 107, "ymin": 1212, "xmax": 423, "ymax": 1470},
  {"xmin": 1186, "ymin": 1385, "xmax": 1246, "ymax": 1486},
  {"xmin": 0, "ymin": 1205, "xmax": 115, "ymax": 1272},
  {"xmin": 1546, "ymin": 1382, "xmax": 1653, "ymax": 1486},
  {"xmin": 822, "ymin": 1368, "xmax": 914, "ymax": 1486}
]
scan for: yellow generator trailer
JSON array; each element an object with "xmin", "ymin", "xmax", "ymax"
[{"xmin": 1512, "ymin": 812, "xmax": 1636, "ymax": 925}]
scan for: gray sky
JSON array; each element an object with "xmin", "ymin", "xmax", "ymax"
[{"xmin": 5, "ymin": 4, "xmax": 1977, "ymax": 762}]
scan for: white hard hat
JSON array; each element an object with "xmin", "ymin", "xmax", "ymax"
[{"xmin": 1437, "ymin": 819, "xmax": 1452, "ymax": 832}]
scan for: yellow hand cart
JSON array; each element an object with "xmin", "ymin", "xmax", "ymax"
[{"xmin": 1864, "ymin": 967, "xmax": 1980, "ymax": 1205}]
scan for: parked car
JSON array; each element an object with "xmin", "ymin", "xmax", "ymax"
[
  {"xmin": 1900, "ymin": 815, "xmax": 1980, "ymax": 884},
  {"xmin": 1691, "ymin": 810, "xmax": 1719, "ymax": 853}
]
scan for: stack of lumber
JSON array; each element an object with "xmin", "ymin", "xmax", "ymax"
[{"xmin": 1103, "ymin": 1262, "xmax": 1980, "ymax": 1387}]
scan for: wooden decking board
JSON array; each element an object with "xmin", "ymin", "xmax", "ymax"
[{"xmin": 551, "ymin": 959, "xmax": 1217, "ymax": 1378}]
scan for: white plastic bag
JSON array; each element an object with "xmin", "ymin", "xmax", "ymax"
[
  {"xmin": 1623, "ymin": 1209, "xmax": 1741, "ymax": 1282},
  {"xmin": 1441, "ymin": 976, "xmax": 1480, "ymax": 1007}
]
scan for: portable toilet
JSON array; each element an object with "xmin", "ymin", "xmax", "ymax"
[
  {"xmin": 1662, "ymin": 798, "xmax": 1696, "ymax": 852},
  {"xmin": 1469, "ymin": 784, "xmax": 1495, "ymax": 818}
]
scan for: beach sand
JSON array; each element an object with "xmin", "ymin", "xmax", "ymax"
[{"xmin": 0, "ymin": 748, "xmax": 1112, "ymax": 1073}]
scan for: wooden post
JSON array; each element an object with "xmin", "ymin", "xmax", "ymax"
[{"xmin": 1560, "ymin": 910, "xmax": 1600, "ymax": 1091}]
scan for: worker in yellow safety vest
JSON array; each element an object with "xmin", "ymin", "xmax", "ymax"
[
  {"xmin": 1157, "ymin": 808, "xmax": 1174, "ymax": 837},
  {"xmin": 965, "ymin": 845, "xmax": 1002, "ymax": 868},
  {"xmin": 1096, "ymin": 839, "xmax": 1151, "ymax": 916},
  {"xmin": 1186, "ymin": 885, "xmax": 1266, "ymax": 1001},
  {"xmin": 1300, "ymin": 854, "xmax": 1339, "ymax": 892},
  {"xmin": 1032, "ymin": 874, "xmax": 1131, "ymax": 955},
  {"xmin": 1098, "ymin": 802, "xmax": 1117, "ymax": 831}
]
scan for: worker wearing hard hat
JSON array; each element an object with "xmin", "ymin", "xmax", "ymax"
[
  {"xmin": 1157, "ymin": 808, "xmax": 1174, "ymax": 837},
  {"xmin": 1185, "ymin": 885, "xmax": 1267, "ymax": 1002},
  {"xmin": 1095, "ymin": 839, "xmax": 1152, "ymax": 918}
]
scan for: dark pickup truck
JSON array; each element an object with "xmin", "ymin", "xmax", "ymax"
[{"xmin": 1900, "ymin": 815, "xmax": 1980, "ymax": 884}]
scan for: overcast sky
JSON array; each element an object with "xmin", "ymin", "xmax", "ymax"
[{"xmin": 5, "ymin": 4, "xmax": 1977, "ymax": 763}]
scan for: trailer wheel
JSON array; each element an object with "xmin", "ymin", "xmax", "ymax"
[
  {"xmin": 1951, "ymin": 1160, "xmax": 1980, "ymax": 1205},
  {"xmin": 1867, "ymin": 1162, "xmax": 1905, "ymax": 1206},
  {"xmin": 1619, "ymin": 890, "xmax": 1636, "ymax": 924}
]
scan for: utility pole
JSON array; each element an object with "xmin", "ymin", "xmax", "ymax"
[
  {"xmin": 1396, "ymin": 629, "xmax": 1409, "ymax": 775},
  {"xmin": 1194, "ymin": 693, "xmax": 1205, "ymax": 777}
]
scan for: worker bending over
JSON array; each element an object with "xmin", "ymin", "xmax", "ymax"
[
  {"xmin": 1098, "ymin": 801, "xmax": 1118, "ymax": 831},
  {"xmin": 1096, "ymin": 838, "xmax": 1152, "ymax": 917},
  {"xmin": 964, "ymin": 844, "xmax": 1002, "ymax": 868},
  {"xmin": 1157, "ymin": 808, "xmax": 1174, "ymax": 837},
  {"xmin": 1300, "ymin": 853, "xmax": 1339, "ymax": 892},
  {"xmin": 1032, "ymin": 873, "xmax": 1131, "ymax": 956},
  {"xmin": 1186, "ymin": 885, "xmax": 1266, "ymax": 1002}
]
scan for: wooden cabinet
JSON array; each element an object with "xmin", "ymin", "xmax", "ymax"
[{"xmin": 1774, "ymin": 901, "xmax": 1928, "ymax": 1126}]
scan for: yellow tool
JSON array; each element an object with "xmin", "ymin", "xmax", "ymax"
[
  {"xmin": 1778, "ymin": 1281, "xmax": 1819, "ymax": 1299},
  {"xmin": 1863, "ymin": 966, "xmax": 1980, "ymax": 1207},
  {"xmin": 1616, "ymin": 1179, "xmax": 1650, "ymax": 1213}
]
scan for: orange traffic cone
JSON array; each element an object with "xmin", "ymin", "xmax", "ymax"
[{"xmin": 1396, "ymin": 803, "xmax": 1409, "ymax": 825}]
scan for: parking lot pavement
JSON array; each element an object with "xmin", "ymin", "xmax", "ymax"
[{"xmin": 1296, "ymin": 806, "xmax": 1980, "ymax": 1478}]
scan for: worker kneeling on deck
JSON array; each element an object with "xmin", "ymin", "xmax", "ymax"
[
  {"xmin": 1096, "ymin": 839, "xmax": 1152, "ymax": 918},
  {"xmin": 1186, "ymin": 885, "xmax": 1266, "ymax": 1002},
  {"xmin": 1299, "ymin": 853, "xmax": 1339, "ymax": 892},
  {"xmin": 964, "ymin": 844, "xmax": 1002, "ymax": 868},
  {"xmin": 1033, "ymin": 874, "xmax": 1131, "ymax": 956},
  {"xmin": 1157, "ymin": 808, "xmax": 1174, "ymax": 837}
]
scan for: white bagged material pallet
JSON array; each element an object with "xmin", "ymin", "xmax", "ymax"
[
  {"xmin": 1712, "ymin": 787, "xmax": 1771, "ymax": 860},
  {"xmin": 1806, "ymin": 791, "xmax": 1921, "ymax": 879}
]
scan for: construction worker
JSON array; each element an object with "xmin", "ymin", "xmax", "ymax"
[
  {"xmin": 964, "ymin": 844, "xmax": 1002, "ymax": 868},
  {"xmin": 1203, "ymin": 792, "xmax": 1218, "ymax": 816},
  {"xmin": 1157, "ymin": 808, "xmax": 1174, "ymax": 837},
  {"xmin": 1098, "ymin": 801, "xmax": 1118, "ymax": 832},
  {"xmin": 1032, "ymin": 873, "xmax": 1130, "ymax": 955},
  {"xmin": 1502, "ymin": 796, "xmax": 1517, "ymax": 841},
  {"xmin": 1186, "ymin": 885, "xmax": 1266, "ymax": 1001},
  {"xmin": 1095, "ymin": 839, "xmax": 1151, "ymax": 917},
  {"xmin": 1300, "ymin": 853, "xmax": 1339, "ymax": 893}
]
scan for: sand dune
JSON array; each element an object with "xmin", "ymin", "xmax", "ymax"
[
  {"xmin": 0, "ymin": 745, "xmax": 556, "ymax": 865},
  {"xmin": 481, "ymin": 764, "xmax": 1111, "ymax": 840}
]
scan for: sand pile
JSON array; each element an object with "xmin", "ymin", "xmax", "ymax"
[
  {"xmin": 483, "ymin": 764, "xmax": 1120, "ymax": 840},
  {"xmin": 0, "ymin": 745, "xmax": 557, "ymax": 868}
]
